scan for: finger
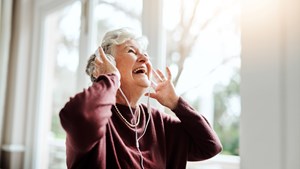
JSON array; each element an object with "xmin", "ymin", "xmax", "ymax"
[
  {"xmin": 98, "ymin": 47, "xmax": 109, "ymax": 63},
  {"xmin": 144, "ymin": 92, "xmax": 157, "ymax": 99},
  {"xmin": 94, "ymin": 55, "xmax": 103, "ymax": 65},
  {"xmin": 166, "ymin": 67, "xmax": 172, "ymax": 81},
  {"xmin": 156, "ymin": 69, "xmax": 167, "ymax": 81},
  {"xmin": 151, "ymin": 80, "xmax": 157, "ymax": 89},
  {"xmin": 152, "ymin": 69, "xmax": 163, "ymax": 82}
]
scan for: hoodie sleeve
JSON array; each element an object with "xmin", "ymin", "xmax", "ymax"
[
  {"xmin": 170, "ymin": 97, "xmax": 223, "ymax": 161},
  {"xmin": 59, "ymin": 74, "xmax": 119, "ymax": 153}
]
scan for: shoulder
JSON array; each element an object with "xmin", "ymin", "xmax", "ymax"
[{"xmin": 140, "ymin": 104, "xmax": 180, "ymax": 123}]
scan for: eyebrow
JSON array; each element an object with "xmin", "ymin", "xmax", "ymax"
[
  {"xmin": 123, "ymin": 44, "xmax": 147, "ymax": 54},
  {"xmin": 123, "ymin": 45, "xmax": 136, "ymax": 50}
]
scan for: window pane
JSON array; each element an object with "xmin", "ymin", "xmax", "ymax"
[
  {"xmin": 93, "ymin": 0, "xmax": 143, "ymax": 48},
  {"xmin": 42, "ymin": 1, "xmax": 81, "ymax": 168},
  {"xmin": 163, "ymin": 0, "xmax": 241, "ymax": 168}
]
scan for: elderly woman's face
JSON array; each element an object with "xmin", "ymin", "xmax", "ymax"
[{"xmin": 114, "ymin": 39, "xmax": 152, "ymax": 89}]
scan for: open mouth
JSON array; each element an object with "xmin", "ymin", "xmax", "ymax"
[{"xmin": 133, "ymin": 67, "xmax": 147, "ymax": 75}]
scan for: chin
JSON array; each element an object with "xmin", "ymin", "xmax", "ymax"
[
  {"xmin": 137, "ymin": 79, "xmax": 151, "ymax": 88},
  {"xmin": 140, "ymin": 81, "xmax": 151, "ymax": 88}
]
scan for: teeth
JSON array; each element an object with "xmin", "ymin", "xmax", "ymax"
[{"xmin": 133, "ymin": 67, "xmax": 147, "ymax": 74}]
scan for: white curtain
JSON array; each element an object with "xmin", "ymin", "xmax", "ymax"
[{"xmin": 0, "ymin": 0, "xmax": 13, "ymax": 154}]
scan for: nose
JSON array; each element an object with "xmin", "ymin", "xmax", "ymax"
[{"xmin": 137, "ymin": 53, "xmax": 149, "ymax": 63}]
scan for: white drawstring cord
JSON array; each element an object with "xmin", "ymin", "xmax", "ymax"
[
  {"xmin": 136, "ymin": 88, "xmax": 152, "ymax": 169},
  {"xmin": 117, "ymin": 88, "xmax": 151, "ymax": 169}
]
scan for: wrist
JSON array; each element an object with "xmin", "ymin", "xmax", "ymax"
[
  {"xmin": 113, "ymin": 72, "xmax": 121, "ymax": 88},
  {"xmin": 168, "ymin": 95, "xmax": 179, "ymax": 110}
]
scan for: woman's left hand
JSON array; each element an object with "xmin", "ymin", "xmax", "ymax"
[{"xmin": 146, "ymin": 67, "xmax": 179, "ymax": 110}]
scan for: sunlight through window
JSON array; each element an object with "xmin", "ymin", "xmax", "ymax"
[{"xmin": 163, "ymin": 0, "xmax": 241, "ymax": 168}]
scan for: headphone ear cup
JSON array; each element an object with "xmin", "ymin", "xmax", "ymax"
[
  {"xmin": 94, "ymin": 48, "xmax": 116, "ymax": 66},
  {"xmin": 106, "ymin": 54, "xmax": 116, "ymax": 66}
]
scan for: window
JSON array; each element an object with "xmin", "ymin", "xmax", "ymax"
[
  {"xmin": 37, "ymin": 0, "xmax": 144, "ymax": 169},
  {"xmin": 93, "ymin": 0, "xmax": 143, "ymax": 50},
  {"xmin": 33, "ymin": 0, "xmax": 240, "ymax": 168},
  {"xmin": 163, "ymin": 0, "xmax": 241, "ymax": 168},
  {"xmin": 38, "ymin": 1, "xmax": 81, "ymax": 168}
]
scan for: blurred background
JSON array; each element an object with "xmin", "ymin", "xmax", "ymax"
[{"xmin": 0, "ymin": 0, "xmax": 299, "ymax": 169}]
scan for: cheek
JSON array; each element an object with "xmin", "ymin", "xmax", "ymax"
[
  {"xmin": 115, "ymin": 54, "xmax": 136, "ymax": 76},
  {"xmin": 117, "ymin": 66, "xmax": 128, "ymax": 76},
  {"xmin": 116, "ymin": 55, "xmax": 133, "ymax": 66},
  {"xmin": 116, "ymin": 58, "xmax": 126, "ymax": 70},
  {"xmin": 116, "ymin": 63, "xmax": 132, "ymax": 78}
]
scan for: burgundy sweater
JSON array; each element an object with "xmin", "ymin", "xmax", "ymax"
[{"xmin": 59, "ymin": 74, "xmax": 222, "ymax": 169}]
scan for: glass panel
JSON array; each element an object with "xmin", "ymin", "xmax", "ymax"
[
  {"xmin": 93, "ymin": 0, "xmax": 143, "ymax": 49},
  {"xmin": 41, "ymin": 1, "xmax": 81, "ymax": 168},
  {"xmin": 163, "ymin": 0, "xmax": 241, "ymax": 168}
]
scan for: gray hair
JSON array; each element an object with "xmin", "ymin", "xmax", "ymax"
[{"xmin": 85, "ymin": 27, "xmax": 149, "ymax": 82}]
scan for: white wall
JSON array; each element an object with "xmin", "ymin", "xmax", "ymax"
[{"xmin": 240, "ymin": 0, "xmax": 300, "ymax": 168}]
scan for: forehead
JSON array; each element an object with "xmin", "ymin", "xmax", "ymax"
[
  {"xmin": 115, "ymin": 39, "xmax": 147, "ymax": 52},
  {"xmin": 116, "ymin": 39, "xmax": 145, "ymax": 51}
]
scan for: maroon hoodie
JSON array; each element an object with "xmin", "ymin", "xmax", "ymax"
[{"xmin": 59, "ymin": 74, "xmax": 222, "ymax": 169}]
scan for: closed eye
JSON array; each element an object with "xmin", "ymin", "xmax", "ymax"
[{"xmin": 128, "ymin": 49, "xmax": 136, "ymax": 54}]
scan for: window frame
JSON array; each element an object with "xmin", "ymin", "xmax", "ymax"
[{"xmin": 24, "ymin": 0, "xmax": 89, "ymax": 168}]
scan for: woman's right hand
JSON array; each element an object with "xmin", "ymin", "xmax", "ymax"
[{"xmin": 93, "ymin": 47, "xmax": 121, "ymax": 81}]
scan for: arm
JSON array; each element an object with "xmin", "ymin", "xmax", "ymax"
[
  {"xmin": 148, "ymin": 67, "xmax": 222, "ymax": 161},
  {"xmin": 59, "ymin": 74, "xmax": 119, "ymax": 153},
  {"xmin": 172, "ymin": 97, "xmax": 222, "ymax": 161}
]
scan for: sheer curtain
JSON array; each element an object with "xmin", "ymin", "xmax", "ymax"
[
  {"xmin": 0, "ymin": 0, "xmax": 13, "ymax": 167},
  {"xmin": 0, "ymin": 0, "xmax": 13, "ymax": 132},
  {"xmin": 1, "ymin": 0, "xmax": 34, "ymax": 168}
]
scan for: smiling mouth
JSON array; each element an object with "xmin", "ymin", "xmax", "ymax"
[{"xmin": 133, "ymin": 67, "xmax": 147, "ymax": 75}]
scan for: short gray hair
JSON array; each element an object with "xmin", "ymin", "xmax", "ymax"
[
  {"xmin": 85, "ymin": 27, "xmax": 148, "ymax": 82},
  {"xmin": 101, "ymin": 27, "xmax": 148, "ymax": 55}
]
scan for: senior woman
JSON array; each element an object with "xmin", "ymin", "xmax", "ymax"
[{"xmin": 59, "ymin": 28, "xmax": 222, "ymax": 169}]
